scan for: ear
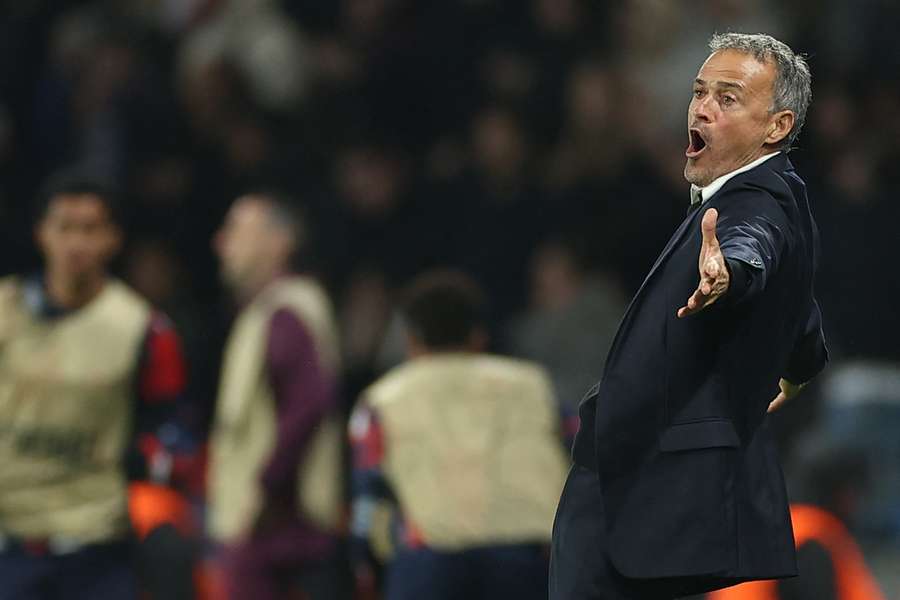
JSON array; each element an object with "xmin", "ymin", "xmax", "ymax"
[
  {"xmin": 104, "ymin": 225, "xmax": 123, "ymax": 260},
  {"xmin": 766, "ymin": 110, "xmax": 795, "ymax": 146},
  {"xmin": 212, "ymin": 229, "xmax": 223, "ymax": 255},
  {"xmin": 406, "ymin": 333, "xmax": 427, "ymax": 358},
  {"xmin": 467, "ymin": 328, "xmax": 490, "ymax": 353},
  {"xmin": 34, "ymin": 222, "xmax": 47, "ymax": 252},
  {"xmin": 32, "ymin": 218, "xmax": 49, "ymax": 257}
]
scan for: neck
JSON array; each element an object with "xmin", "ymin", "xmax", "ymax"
[
  {"xmin": 236, "ymin": 269, "xmax": 288, "ymax": 305},
  {"xmin": 409, "ymin": 345, "xmax": 472, "ymax": 359},
  {"xmin": 44, "ymin": 269, "xmax": 107, "ymax": 310},
  {"xmin": 727, "ymin": 147, "xmax": 777, "ymax": 178},
  {"xmin": 699, "ymin": 148, "xmax": 778, "ymax": 188}
]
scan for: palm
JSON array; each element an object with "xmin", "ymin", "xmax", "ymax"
[{"xmin": 677, "ymin": 208, "xmax": 730, "ymax": 318}]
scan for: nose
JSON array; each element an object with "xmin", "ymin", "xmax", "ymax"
[{"xmin": 692, "ymin": 95, "xmax": 713, "ymax": 123}]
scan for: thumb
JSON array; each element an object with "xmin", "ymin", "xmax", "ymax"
[
  {"xmin": 701, "ymin": 208, "xmax": 719, "ymax": 248},
  {"xmin": 768, "ymin": 392, "xmax": 787, "ymax": 413}
]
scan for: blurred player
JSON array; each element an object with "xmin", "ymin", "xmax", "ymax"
[
  {"xmin": 207, "ymin": 192, "xmax": 344, "ymax": 600},
  {"xmin": 0, "ymin": 171, "xmax": 187, "ymax": 599},
  {"xmin": 349, "ymin": 270, "xmax": 569, "ymax": 600}
]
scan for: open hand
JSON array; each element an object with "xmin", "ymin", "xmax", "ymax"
[{"xmin": 677, "ymin": 208, "xmax": 730, "ymax": 318}]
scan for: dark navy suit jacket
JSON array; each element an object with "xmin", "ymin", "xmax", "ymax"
[{"xmin": 572, "ymin": 153, "xmax": 828, "ymax": 590}]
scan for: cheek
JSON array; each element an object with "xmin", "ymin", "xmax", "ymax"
[
  {"xmin": 45, "ymin": 235, "xmax": 72, "ymax": 257},
  {"xmin": 98, "ymin": 238, "xmax": 118, "ymax": 260},
  {"xmin": 226, "ymin": 242, "xmax": 254, "ymax": 270},
  {"xmin": 716, "ymin": 118, "xmax": 758, "ymax": 150}
]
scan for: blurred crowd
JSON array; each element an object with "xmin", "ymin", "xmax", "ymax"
[{"xmin": 1, "ymin": 0, "xmax": 899, "ymax": 597}]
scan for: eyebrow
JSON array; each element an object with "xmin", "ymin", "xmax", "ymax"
[{"xmin": 695, "ymin": 78, "xmax": 746, "ymax": 91}]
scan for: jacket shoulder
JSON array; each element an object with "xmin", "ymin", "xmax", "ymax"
[
  {"xmin": 722, "ymin": 156, "xmax": 799, "ymax": 207},
  {"xmin": 711, "ymin": 169, "xmax": 796, "ymax": 230}
]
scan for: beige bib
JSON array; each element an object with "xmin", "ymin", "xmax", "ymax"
[
  {"xmin": 360, "ymin": 353, "xmax": 569, "ymax": 550},
  {"xmin": 208, "ymin": 276, "xmax": 343, "ymax": 542},
  {"xmin": 0, "ymin": 277, "xmax": 150, "ymax": 543}
]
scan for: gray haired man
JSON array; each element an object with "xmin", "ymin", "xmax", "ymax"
[{"xmin": 550, "ymin": 33, "xmax": 827, "ymax": 599}]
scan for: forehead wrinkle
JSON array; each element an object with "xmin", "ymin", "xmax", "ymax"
[
  {"xmin": 701, "ymin": 52, "xmax": 774, "ymax": 97},
  {"xmin": 696, "ymin": 78, "xmax": 746, "ymax": 92}
]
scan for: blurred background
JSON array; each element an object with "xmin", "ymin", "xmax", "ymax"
[{"xmin": 1, "ymin": 0, "xmax": 898, "ymax": 597}]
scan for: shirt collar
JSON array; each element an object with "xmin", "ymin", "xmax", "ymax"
[
  {"xmin": 23, "ymin": 274, "xmax": 67, "ymax": 318},
  {"xmin": 689, "ymin": 151, "xmax": 781, "ymax": 206}
]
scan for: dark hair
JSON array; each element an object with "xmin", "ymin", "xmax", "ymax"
[
  {"xmin": 238, "ymin": 190, "xmax": 310, "ymax": 269},
  {"xmin": 402, "ymin": 270, "xmax": 487, "ymax": 350},
  {"xmin": 35, "ymin": 169, "xmax": 121, "ymax": 225},
  {"xmin": 253, "ymin": 190, "xmax": 307, "ymax": 248}
]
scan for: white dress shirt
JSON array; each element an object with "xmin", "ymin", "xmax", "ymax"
[{"xmin": 689, "ymin": 151, "xmax": 781, "ymax": 207}]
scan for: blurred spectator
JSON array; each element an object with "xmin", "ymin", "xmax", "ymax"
[
  {"xmin": 178, "ymin": 1, "xmax": 312, "ymax": 115},
  {"xmin": 440, "ymin": 105, "xmax": 547, "ymax": 326},
  {"xmin": 124, "ymin": 238, "xmax": 218, "ymax": 438},
  {"xmin": 207, "ymin": 193, "xmax": 345, "ymax": 600},
  {"xmin": 507, "ymin": 239, "xmax": 627, "ymax": 442},
  {"xmin": 319, "ymin": 141, "xmax": 428, "ymax": 290},
  {"xmin": 349, "ymin": 270, "xmax": 568, "ymax": 600},
  {"xmin": 541, "ymin": 59, "xmax": 684, "ymax": 290},
  {"xmin": 814, "ymin": 363, "xmax": 900, "ymax": 542}
]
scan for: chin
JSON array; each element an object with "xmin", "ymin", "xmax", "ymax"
[{"xmin": 683, "ymin": 163, "xmax": 703, "ymax": 185}]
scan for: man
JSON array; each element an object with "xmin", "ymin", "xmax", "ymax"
[
  {"xmin": 0, "ymin": 172, "xmax": 187, "ymax": 599},
  {"xmin": 207, "ymin": 192, "xmax": 344, "ymax": 600},
  {"xmin": 550, "ymin": 33, "xmax": 828, "ymax": 599},
  {"xmin": 349, "ymin": 271, "xmax": 569, "ymax": 600}
]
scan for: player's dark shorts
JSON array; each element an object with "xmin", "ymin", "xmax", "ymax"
[
  {"xmin": 385, "ymin": 542, "xmax": 549, "ymax": 600},
  {"xmin": 0, "ymin": 536, "xmax": 135, "ymax": 600}
]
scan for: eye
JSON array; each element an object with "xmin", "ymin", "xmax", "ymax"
[
  {"xmin": 693, "ymin": 88, "xmax": 704, "ymax": 99},
  {"xmin": 721, "ymin": 95, "xmax": 736, "ymax": 106}
]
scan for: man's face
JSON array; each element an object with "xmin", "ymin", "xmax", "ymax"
[
  {"xmin": 684, "ymin": 50, "xmax": 783, "ymax": 187},
  {"xmin": 35, "ymin": 194, "xmax": 120, "ymax": 282},
  {"xmin": 214, "ymin": 197, "xmax": 289, "ymax": 294}
]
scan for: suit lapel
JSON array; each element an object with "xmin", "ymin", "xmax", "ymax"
[
  {"xmin": 601, "ymin": 208, "xmax": 701, "ymax": 373},
  {"xmin": 635, "ymin": 208, "xmax": 701, "ymax": 299}
]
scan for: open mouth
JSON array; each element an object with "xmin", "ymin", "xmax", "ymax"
[{"xmin": 686, "ymin": 128, "xmax": 707, "ymax": 158}]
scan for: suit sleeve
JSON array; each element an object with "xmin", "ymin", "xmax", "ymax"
[
  {"xmin": 715, "ymin": 187, "xmax": 828, "ymax": 384},
  {"xmin": 715, "ymin": 191, "xmax": 790, "ymax": 305},
  {"xmin": 784, "ymin": 298, "xmax": 828, "ymax": 384}
]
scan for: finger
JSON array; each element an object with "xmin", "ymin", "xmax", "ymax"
[
  {"xmin": 768, "ymin": 392, "xmax": 787, "ymax": 413},
  {"xmin": 701, "ymin": 208, "xmax": 720, "ymax": 249},
  {"xmin": 700, "ymin": 265, "xmax": 720, "ymax": 294},
  {"xmin": 677, "ymin": 288, "xmax": 708, "ymax": 318}
]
